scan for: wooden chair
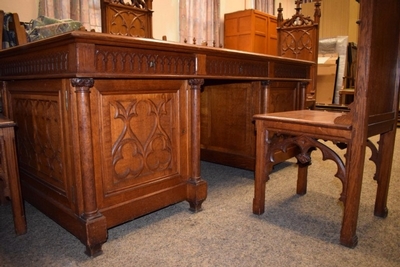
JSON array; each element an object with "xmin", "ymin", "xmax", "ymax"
[
  {"xmin": 100, "ymin": 0, "xmax": 153, "ymax": 38},
  {"xmin": 253, "ymin": 0, "xmax": 400, "ymax": 248},
  {"xmin": 0, "ymin": 10, "xmax": 28, "ymax": 49},
  {"xmin": 0, "ymin": 11, "xmax": 27, "ymax": 235},
  {"xmin": 0, "ymin": 115, "xmax": 26, "ymax": 235},
  {"xmin": 276, "ymin": 0, "xmax": 320, "ymax": 109}
]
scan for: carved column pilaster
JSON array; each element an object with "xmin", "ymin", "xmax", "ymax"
[
  {"xmin": 188, "ymin": 79, "xmax": 204, "ymax": 181},
  {"xmin": 71, "ymin": 78, "xmax": 98, "ymax": 219},
  {"xmin": 71, "ymin": 78, "xmax": 107, "ymax": 256},
  {"xmin": 261, "ymin": 80, "xmax": 271, "ymax": 113},
  {"xmin": 187, "ymin": 79, "xmax": 207, "ymax": 212},
  {"xmin": 299, "ymin": 81, "xmax": 309, "ymax": 110}
]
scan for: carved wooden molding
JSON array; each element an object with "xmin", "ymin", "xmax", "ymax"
[
  {"xmin": 0, "ymin": 51, "xmax": 69, "ymax": 77},
  {"xmin": 110, "ymin": 96, "xmax": 173, "ymax": 181},
  {"xmin": 206, "ymin": 57, "xmax": 269, "ymax": 77},
  {"xmin": 273, "ymin": 63, "xmax": 308, "ymax": 79},
  {"xmin": 267, "ymin": 133, "xmax": 347, "ymax": 202},
  {"xmin": 278, "ymin": 0, "xmax": 321, "ymax": 28},
  {"xmin": 95, "ymin": 47, "xmax": 196, "ymax": 75},
  {"xmin": 71, "ymin": 78, "xmax": 95, "ymax": 89}
]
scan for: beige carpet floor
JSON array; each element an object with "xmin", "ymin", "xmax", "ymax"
[{"xmin": 1, "ymin": 133, "xmax": 399, "ymax": 267}]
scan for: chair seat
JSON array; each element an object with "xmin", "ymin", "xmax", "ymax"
[{"xmin": 254, "ymin": 110, "xmax": 352, "ymax": 141}]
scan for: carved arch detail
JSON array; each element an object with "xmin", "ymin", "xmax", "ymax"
[{"xmin": 267, "ymin": 134, "xmax": 347, "ymax": 202}]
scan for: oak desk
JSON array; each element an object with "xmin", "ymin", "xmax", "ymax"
[{"xmin": 0, "ymin": 31, "xmax": 312, "ymax": 256}]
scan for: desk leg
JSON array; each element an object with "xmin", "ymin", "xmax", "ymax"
[
  {"xmin": 72, "ymin": 78, "xmax": 107, "ymax": 257},
  {"xmin": 187, "ymin": 79, "xmax": 207, "ymax": 212}
]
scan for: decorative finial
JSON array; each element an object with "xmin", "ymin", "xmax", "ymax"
[
  {"xmin": 277, "ymin": 3, "xmax": 284, "ymax": 27},
  {"xmin": 295, "ymin": 0, "xmax": 303, "ymax": 15},
  {"xmin": 278, "ymin": 2, "xmax": 283, "ymax": 14},
  {"xmin": 314, "ymin": 0, "xmax": 321, "ymax": 24}
]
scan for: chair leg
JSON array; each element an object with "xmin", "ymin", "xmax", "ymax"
[
  {"xmin": 374, "ymin": 131, "xmax": 396, "ymax": 217},
  {"xmin": 2, "ymin": 127, "xmax": 26, "ymax": 235},
  {"xmin": 296, "ymin": 161, "xmax": 309, "ymax": 195},
  {"xmin": 339, "ymin": 142, "xmax": 365, "ymax": 248},
  {"xmin": 0, "ymin": 175, "xmax": 7, "ymax": 204},
  {"xmin": 253, "ymin": 123, "xmax": 268, "ymax": 215}
]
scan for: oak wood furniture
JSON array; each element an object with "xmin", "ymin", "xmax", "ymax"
[
  {"xmin": 224, "ymin": 9, "xmax": 277, "ymax": 55},
  {"xmin": 0, "ymin": 115, "xmax": 27, "ymax": 235},
  {"xmin": 200, "ymin": 1, "xmax": 320, "ymax": 171},
  {"xmin": 0, "ymin": 30, "xmax": 312, "ymax": 256},
  {"xmin": 101, "ymin": 0, "xmax": 153, "ymax": 38},
  {"xmin": 253, "ymin": 0, "xmax": 400, "ymax": 248}
]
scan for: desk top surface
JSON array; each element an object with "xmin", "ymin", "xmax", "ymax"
[{"xmin": 0, "ymin": 31, "xmax": 313, "ymax": 81}]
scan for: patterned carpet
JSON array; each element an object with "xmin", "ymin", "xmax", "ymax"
[{"xmin": 1, "ymin": 134, "xmax": 399, "ymax": 267}]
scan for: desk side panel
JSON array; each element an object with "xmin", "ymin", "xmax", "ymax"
[
  {"xmin": 3, "ymin": 78, "xmax": 192, "ymax": 232},
  {"xmin": 88, "ymin": 79, "xmax": 190, "ymax": 227},
  {"xmin": 4, "ymin": 80, "xmax": 74, "ymax": 210}
]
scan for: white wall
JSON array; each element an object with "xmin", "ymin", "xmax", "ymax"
[
  {"xmin": 152, "ymin": 0, "xmax": 179, "ymax": 41},
  {"xmin": 279, "ymin": 1, "xmax": 296, "ymax": 19},
  {"xmin": 220, "ymin": 0, "xmax": 295, "ymax": 19},
  {"xmin": 0, "ymin": 0, "xmax": 39, "ymax": 22}
]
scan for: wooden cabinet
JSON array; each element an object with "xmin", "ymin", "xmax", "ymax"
[{"xmin": 224, "ymin": 9, "xmax": 277, "ymax": 55}]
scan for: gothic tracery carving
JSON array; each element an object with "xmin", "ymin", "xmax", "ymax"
[
  {"xmin": 267, "ymin": 134, "xmax": 347, "ymax": 202},
  {"xmin": 110, "ymin": 95, "xmax": 173, "ymax": 181}
]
